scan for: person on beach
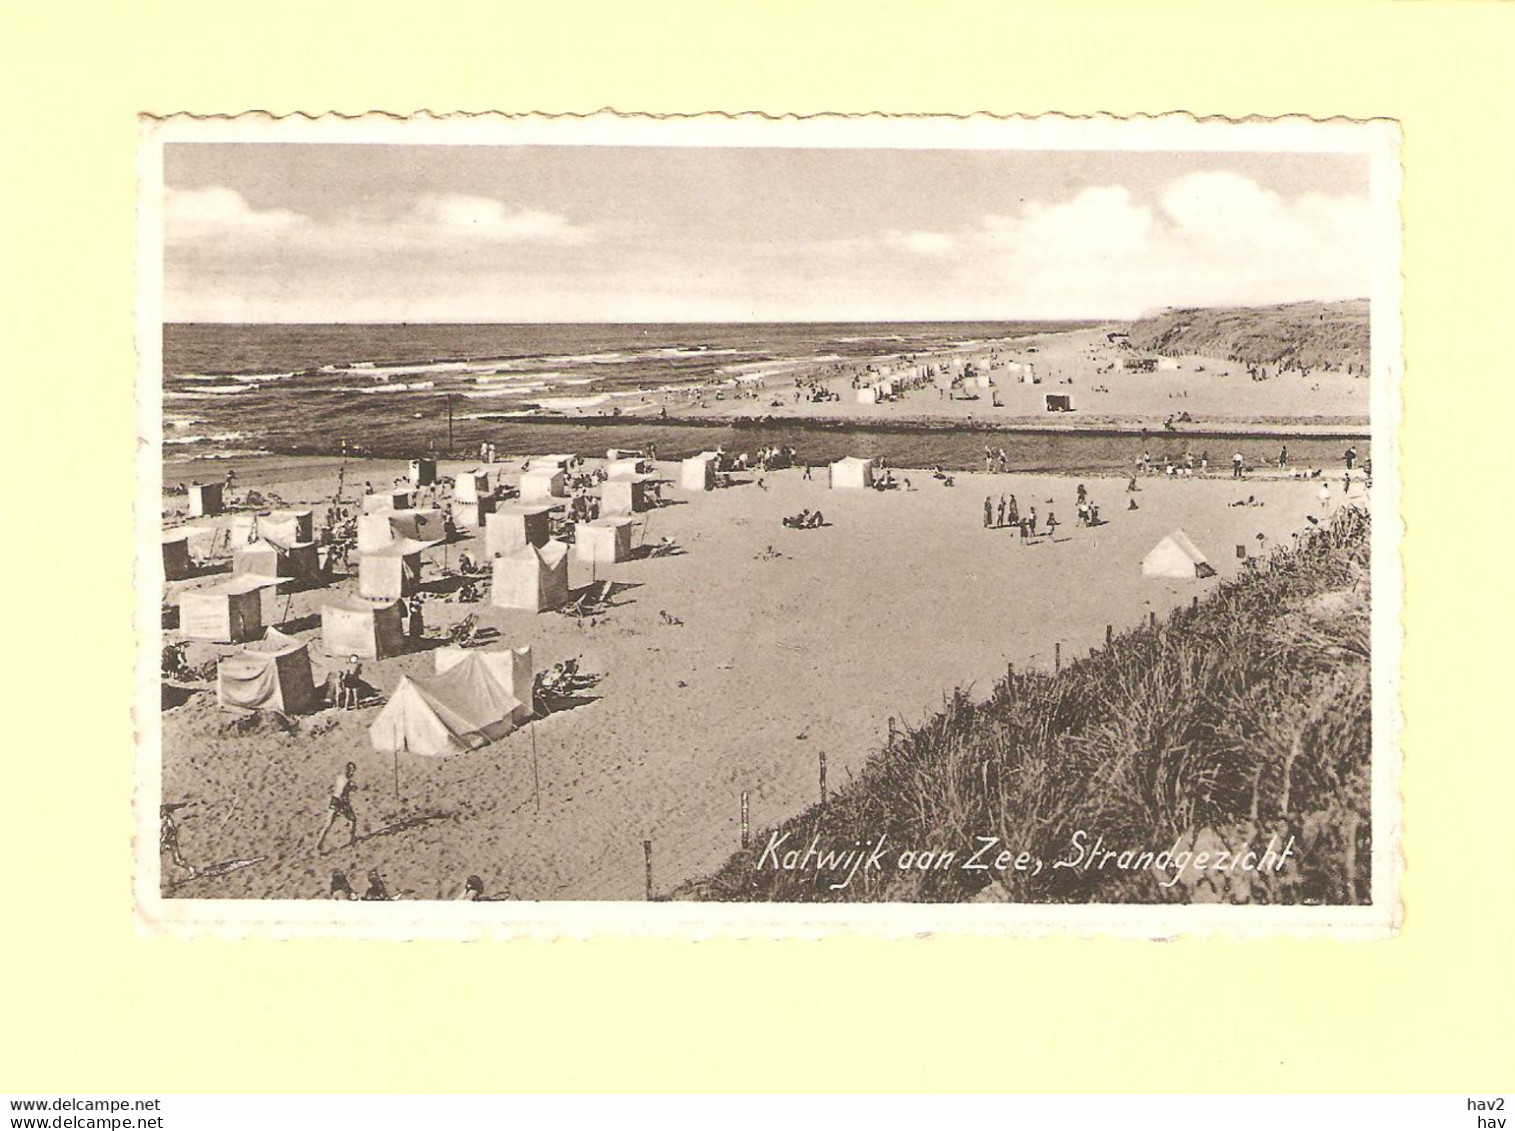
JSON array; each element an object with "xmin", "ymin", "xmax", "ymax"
[
  {"xmin": 1127, "ymin": 475, "xmax": 1138, "ymax": 493},
  {"xmin": 984, "ymin": 496, "xmax": 993, "ymax": 528},
  {"xmin": 1007, "ymin": 495, "xmax": 1019, "ymax": 526},
  {"xmin": 362, "ymin": 870, "xmax": 391, "ymax": 901},
  {"xmin": 1018, "ymin": 518, "xmax": 1030, "ymax": 546},
  {"xmin": 337, "ymin": 655, "xmax": 363, "ymax": 710},
  {"xmin": 802, "ymin": 464, "xmax": 812, "ymax": 480},
  {"xmin": 1045, "ymin": 511, "xmax": 1059, "ymax": 539},
  {"xmin": 330, "ymin": 870, "xmax": 355, "ymax": 900},
  {"xmin": 317, "ymin": 762, "xmax": 359, "ymax": 852},
  {"xmin": 1345, "ymin": 445, "xmax": 1357, "ymax": 471},
  {"xmin": 1319, "ymin": 482, "xmax": 1333, "ymax": 509},
  {"xmin": 457, "ymin": 875, "xmax": 486, "ymax": 901},
  {"xmin": 408, "ymin": 595, "xmax": 425, "ymax": 640},
  {"xmin": 997, "ymin": 495, "xmax": 1006, "ymax": 528},
  {"xmin": 160, "ymin": 803, "xmax": 197, "ymax": 878},
  {"xmin": 1028, "ymin": 507, "xmax": 1038, "ymax": 536},
  {"xmin": 1232, "ymin": 452, "xmax": 1244, "ymax": 479},
  {"xmin": 1278, "ymin": 445, "xmax": 1288, "ymax": 468}
]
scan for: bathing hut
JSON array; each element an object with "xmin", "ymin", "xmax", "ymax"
[
  {"xmin": 453, "ymin": 469, "xmax": 492, "ymax": 504},
  {"xmin": 452, "ymin": 495, "xmax": 496, "ymax": 530},
  {"xmin": 519, "ymin": 467, "xmax": 567, "ymax": 503},
  {"xmin": 829, "ymin": 456, "xmax": 875, "ymax": 490},
  {"xmin": 216, "ymin": 627, "xmax": 318, "ymax": 715},
  {"xmin": 162, "ymin": 532, "xmax": 192, "ymax": 581},
  {"xmin": 600, "ymin": 476, "xmax": 650, "ymax": 516},
  {"xmin": 187, "ymin": 482, "xmax": 224, "ymax": 518},
  {"xmin": 358, "ymin": 537, "xmax": 430, "ymax": 601},
  {"xmin": 408, "ymin": 458, "xmax": 437, "ymax": 487},
  {"xmin": 321, "ymin": 596, "xmax": 406, "ymax": 660},
  {"xmin": 1045, "ymin": 393, "xmax": 1074, "ymax": 413},
  {"xmin": 485, "ymin": 504, "xmax": 555, "ymax": 556},
  {"xmin": 262, "ymin": 509, "xmax": 314, "ymax": 545},
  {"xmin": 680, "ymin": 453, "xmax": 717, "ymax": 491},
  {"xmin": 490, "ymin": 541, "xmax": 570, "ymax": 613},
  {"xmin": 574, "ymin": 517, "xmax": 633, "ymax": 565},
  {"xmin": 606, "ymin": 457, "xmax": 650, "ymax": 480},
  {"xmin": 179, "ymin": 574, "xmax": 281, "ymax": 644},
  {"xmin": 362, "ymin": 488, "xmax": 413, "ymax": 514}
]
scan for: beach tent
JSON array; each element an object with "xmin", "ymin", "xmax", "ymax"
[
  {"xmin": 434, "ymin": 644, "xmax": 534, "ymax": 722},
  {"xmin": 829, "ymin": 456, "xmax": 875, "ymax": 490},
  {"xmin": 179, "ymin": 574, "xmax": 281, "ymax": 643},
  {"xmin": 574, "ymin": 517, "xmax": 633, "ymax": 565},
  {"xmin": 262, "ymin": 509, "xmax": 314, "ymax": 545},
  {"xmin": 680, "ymin": 454, "xmax": 717, "ymax": 491},
  {"xmin": 529, "ymin": 454, "xmax": 574, "ymax": 470},
  {"xmin": 1157, "ymin": 358, "xmax": 1181, "ymax": 372},
  {"xmin": 358, "ymin": 537, "xmax": 431, "ymax": 601},
  {"xmin": 452, "ymin": 496, "xmax": 495, "ymax": 530},
  {"xmin": 162, "ymin": 533, "xmax": 192, "ymax": 581},
  {"xmin": 369, "ymin": 653, "xmax": 522, "ymax": 758},
  {"xmin": 1045, "ymin": 393, "xmax": 1074, "ymax": 413},
  {"xmin": 856, "ymin": 386, "xmax": 878, "ymax": 405},
  {"xmin": 233, "ymin": 536, "xmax": 323, "ymax": 582},
  {"xmin": 228, "ymin": 513, "xmax": 263, "ymax": 548},
  {"xmin": 187, "ymin": 482, "xmax": 224, "ymax": 517},
  {"xmin": 606, "ymin": 457, "xmax": 649, "ymax": 480},
  {"xmin": 362, "ymin": 489, "xmax": 412, "ymax": 514},
  {"xmin": 1142, "ymin": 530, "xmax": 1217, "ymax": 580},
  {"xmin": 491, "ymin": 541, "xmax": 570, "ymax": 612},
  {"xmin": 231, "ymin": 538, "xmax": 281, "ymax": 578},
  {"xmin": 216, "ymin": 627, "xmax": 318, "ymax": 714},
  {"xmin": 485, "ymin": 504, "xmax": 555, "ymax": 556},
  {"xmin": 321, "ymin": 596, "xmax": 406, "ymax": 660},
  {"xmin": 408, "ymin": 458, "xmax": 437, "ymax": 486},
  {"xmin": 360, "ymin": 509, "xmax": 445, "ymax": 552},
  {"xmin": 600, "ymin": 476, "xmax": 650, "ymax": 516},
  {"xmin": 453, "ymin": 469, "xmax": 492, "ymax": 504},
  {"xmin": 519, "ymin": 467, "xmax": 567, "ymax": 502}
]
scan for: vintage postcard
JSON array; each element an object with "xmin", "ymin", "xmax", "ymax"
[{"xmin": 135, "ymin": 112, "xmax": 1401, "ymax": 938}]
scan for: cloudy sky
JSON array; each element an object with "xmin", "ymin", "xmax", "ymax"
[{"xmin": 163, "ymin": 145, "xmax": 1372, "ymax": 323}]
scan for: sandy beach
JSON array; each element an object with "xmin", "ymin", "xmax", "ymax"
[{"xmin": 159, "ymin": 452, "xmax": 1358, "ymax": 900}]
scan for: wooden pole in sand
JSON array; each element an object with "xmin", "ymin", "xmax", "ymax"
[
  {"xmin": 643, "ymin": 840, "xmax": 653, "ymax": 901},
  {"xmin": 530, "ymin": 720, "xmax": 541, "ymax": 814},
  {"xmin": 741, "ymin": 790, "xmax": 750, "ymax": 849},
  {"xmin": 1106, "ymin": 624, "xmax": 1113, "ymax": 645},
  {"xmin": 819, "ymin": 753, "xmax": 828, "ymax": 807},
  {"xmin": 1055, "ymin": 642, "xmax": 1061, "ymax": 672},
  {"xmin": 1149, "ymin": 610, "xmax": 1157, "ymax": 629}
]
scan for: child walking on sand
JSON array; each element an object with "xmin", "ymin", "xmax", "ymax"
[{"xmin": 317, "ymin": 762, "xmax": 360, "ymax": 852}]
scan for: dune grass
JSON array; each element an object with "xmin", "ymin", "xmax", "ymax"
[
  {"xmin": 679, "ymin": 506, "xmax": 1373, "ymax": 904},
  {"xmin": 1128, "ymin": 300, "xmax": 1369, "ymax": 372}
]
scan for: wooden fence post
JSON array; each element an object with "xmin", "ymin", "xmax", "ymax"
[
  {"xmin": 1106, "ymin": 624, "xmax": 1113, "ymax": 645},
  {"xmin": 819, "ymin": 752, "xmax": 828, "ymax": 807},
  {"xmin": 740, "ymin": 790, "xmax": 749, "ymax": 849},
  {"xmin": 643, "ymin": 840, "xmax": 653, "ymax": 901},
  {"xmin": 1054, "ymin": 642, "xmax": 1061, "ymax": 671}
]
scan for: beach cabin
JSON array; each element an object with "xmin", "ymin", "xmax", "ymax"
[
  {"xmin": 490, "ymin": 541, "xmax": 570, "ymax": 613},
  {"xmin": 453, "ymin": 469, "xmax": 492, "ymax": 505},
  {"xmin": 179, "ymin": 575, "xmax": 279, "ymax": 644},
  {"xmin": 485, "ymin": 504, "xmax": 555, "ymax": 556},
  {"xmin": 216, "ymin": 627, "xmax": 318, "ymax": 715},
  {"xmin": 233, "ymin": 536, "xmax": 322, "ymax": 582},
  {"xmin": 231, "ymin": 538, "xmax": 281, "ymax": 578},
  {"xmin": 408, "ymin": 458, "xmax": 437, "ymax": 487},
  {"xmin": 680, "ymin": 454, "xmax": 717, "ymax": 491},
  {"xmin": 358, "ymin": 538, "xmax": 428, "ymax": 601},
  {"xmin": 606, "ymin": 457, "xmax": 650, "ymax": 480},
  {"xmin": 856, "ymin": 386, "xmax": 878, "ymax": 405},
  {"xmin": 434, "ymin": 644, "xmax": 534, "ymax": 722},
  {"xmin": 162, "ymin": 533, "xmax": 192, "ymax": 581},
  {"xmin": 321, "ymin": 596, "xmax": 406, "ymax": 660},
  {"xmin": 228, "ymin": 513, "xmax": 263, "ymax": 548},
  {"xmin": 452, "ymin": 495, "xmax": 495, "ymax": 530},
  {"xmin": 1142, "ymin": 530, "xmax": 1217, "ymax": 580},
  {"xmin": 829, "ymin": 456, "xmax": 875, "ymax": 490},
  {"xmin": 262, "ymin": 509, "xmax": 314, "ymax": 546},
  {"xmin": 600, "ymin": 476, "xmax": 650, "ymax": 516},
  {"xmin": 362, "ymin": 488, "xmax": 413, "ymax": 514},
  {"xmin": 519, "ymin": 467, "xmax": 567, "ymax": 503},
  {"xmin": 1045, "ymin": 393, "xmax": 1074, "ymax": 413},
  {"xmin": 390, "ymin": 508, "xmax": 445, "ymax": 543},
  {"xmin": 1157, "ymin": 358, "xmax": 1181, "ymax": 372},
  {"xmin": 574, "ymin": 517, "xmax": 633, "ymax": 565},
  {"xmin": 369, "ymin": 654, "xmax": 522, "ymax": 758},
  {"xmin": 187, "ymin": 482, "xmax": 224, "ymax": 518}
]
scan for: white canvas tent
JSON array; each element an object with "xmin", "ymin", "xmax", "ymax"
[
  {"xmin": 187, "ymin": 482, "xmax": 224, "ymax": 517},
  {"xmin": 362, "ymin": 488, "xmax": 412, "ymax": 514},
  {"xmin": 453, "ymin": 469, "xmax": 492, "ymax": 504},
  {"xmin": 451, "ymin": 496, "xmax": 495, "ymax": 529},
  {"xmin": 485, "ymin": 504, "xmax": 555, "ymax": 556},
  {"xmin": 829, "ymin": 456, "xmax": 875, "ymax": 490},
  {"xmin": 856, "ymin": 386, "xmax": 878, "ymax": 405},
  {"xmin": 680, "ymin": 454, "xmax": 717, "ymax": 491},
  {"xmin": 163, "ymin": 532, "xmax": 192, "ymax": 581},
  {"xmin": 574, "ymin": 517, "xmax": 633, "ymax": 564},
  {"xmin": 434, "ymin": 644, "xmax": 534, "ymax": 721},
  {"xmin": 179, "ymin": 573, "xmax": 281, "ymax": 643},
  {"xmin": 358, "ymin": 537, "xmax": 434, "ymax": 601},
  {"xmin": 519, "ymin": 467, "xmax": 566, "ymax": 502},
  {"xmin": 369, "ymin": 653, "xmax": 523, "ymax": 758},
  {"xmin": 359, "ymin": 509, "xmax": 446, "ymax": 553},
  {"xmin": 321, "ymin": 596, "xmax": 406, "ymax": 659},
  {"xmin": 232, "ymin": 536, "xmax": 323, "ymax": 582},
  {"xmin": 262, "ymin": 509, "xmax": 314, "ymax": 545},
  {"xmin": 1142, "ymin": 530, "xmax": 1217, "ymax": 580},
  {"xmin": 600, "ymin": 476, "xmax": 650, "ymax": 516},
  {"xmin": 216, "ymin": 627, "xmax": 318, "ymax": 714},
  {"xmin": 490, "ymin": 541, "xmax": 570, "ymax": 612}
]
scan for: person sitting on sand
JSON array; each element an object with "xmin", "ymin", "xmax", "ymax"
[
  {"xmin": 457, "ymin": 875, "xmax": 486, "ymax": 901},
  {"xmin": 160, "ymin": 803, "xmax": 197, "ymax": 878},
  {"xmin": 316, "ymin": 762, "xmax": 359, "ymax": 852},
  {"xmin": 808, "ymin": 510, "xmax": 825, "ymax": 528},
  {"xmin": 330, "ymin": 870, "xmax": 355, "ymax": 900},
  {"xmin": 1128, "ymin": 497, "xmax": 1139, "ymax": 511},
  {"xmin": 659, "ymin": 610, "xmax": 684, "ymax": 626},
  {"xmin": 361, "ymin": 870, "xmax": 391, "ymax": 901}
]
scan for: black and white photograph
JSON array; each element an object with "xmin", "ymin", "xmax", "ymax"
[{"xmin": 136, "ymin": 113, "xmax": 1401, "ymax": 934}]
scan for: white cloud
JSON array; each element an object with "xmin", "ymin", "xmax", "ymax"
[
  {"xmin": 164, "ymin": 187, "xmax": 307, "ymax": 244},
  {"xmin": 408, "ymin": 194, "xmax": 592, "ymax": 245}
]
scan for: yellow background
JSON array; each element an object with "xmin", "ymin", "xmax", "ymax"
[{"xmin": 3, "ymin": 0, "xmax": 1511, "ymax": 1093}]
